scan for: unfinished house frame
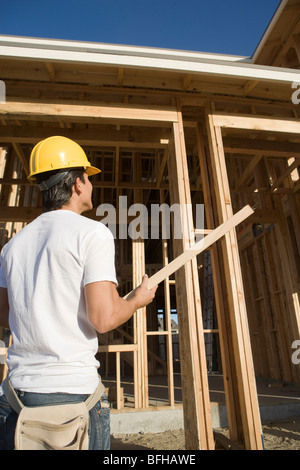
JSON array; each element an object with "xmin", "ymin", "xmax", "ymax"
[{"xmin": 0, "ymin": 0, "xmax": 299, "ymax": 450}]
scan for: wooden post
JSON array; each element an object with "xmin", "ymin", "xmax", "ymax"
[
  {"xmin": 205, "ymin": 105, "xmax": 263, "ymax": 450},
  {"xmin": 196, "ymin": 124, "xmax": 241, "ymax": 442},
  {"xmin": 160, "ymin": 189, "xmax": 175, "ymax": 407},
  {"xmin": 132, "ymin": 188, "xmax": 148, "ymax": 408},
  {"xmin": 167, "ymin": 109, "xmax": 214, "ymax": 450}
]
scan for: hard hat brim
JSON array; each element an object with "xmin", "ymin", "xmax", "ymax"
[{"xmin": 86, "ymin": 166, "xmax": 101, "ymax": 177}]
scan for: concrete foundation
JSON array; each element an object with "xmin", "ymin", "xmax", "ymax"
[
  {"xmin": 109, "ymin": 374, "xmax": 300, "ymax": 435},
  {"xmin": 111, "ymin": 402, "xmax": 300, "ymax": 434}
]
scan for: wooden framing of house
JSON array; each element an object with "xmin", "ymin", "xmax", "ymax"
[{"xmin": 0, "ymin": 0, "xmax": 299, "ymax": 450}]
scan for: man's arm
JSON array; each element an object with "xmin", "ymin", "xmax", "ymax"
[
  {"xmin": 84, "ymin": 274, "xmax": 158, "ymax": 334},
  {"xmin": 0, "ymin": 287, "xmax": 9, "ymax": 329}
]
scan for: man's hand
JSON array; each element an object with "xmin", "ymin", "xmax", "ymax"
[
  {"xmin": 126, "ymin": 274, "xmax": 158, "ymax": 310},
  {"xmin": 85, "ymin": 275, "xmax": 158, "ymax": 334}
]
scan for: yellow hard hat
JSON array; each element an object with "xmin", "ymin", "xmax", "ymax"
[{"xmin": 28, "ymin": 136, "xmax": 101, "ymax": 180}]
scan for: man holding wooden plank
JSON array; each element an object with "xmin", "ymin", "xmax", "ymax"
[
  {"xmin": 0, "ymin": 135, "xmax": 254, "ymax": 451},
  {"xmin": 0, "ymin": 136, "xmax": 157, "ymax": 450}
]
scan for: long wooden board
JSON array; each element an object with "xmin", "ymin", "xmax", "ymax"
[{"xmin": 145, "ymin": 204, "xmax": 253, "ymax": 290}]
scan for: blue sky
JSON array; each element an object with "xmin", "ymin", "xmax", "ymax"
[{"xmin": 1, "ymin": 0, "xmax": 281, "ymax": 57}]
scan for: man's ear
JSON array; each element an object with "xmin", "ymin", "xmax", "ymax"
[{"xmin": 74, "ymin": 177, "xmax": 83, "ymax": 195}]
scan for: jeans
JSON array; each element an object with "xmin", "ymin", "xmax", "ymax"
[{"xmin": 0, "ymin": 388, "xmax": 110, "ymax": 450}]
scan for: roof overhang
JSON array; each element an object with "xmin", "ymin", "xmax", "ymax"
[
  {"xmin": 0, "ymin": 34, "xmax": 300, "ymax": 85},
  {"xmin": 251, "ymin": 0, "xmax": 287, "ymax": 63}
]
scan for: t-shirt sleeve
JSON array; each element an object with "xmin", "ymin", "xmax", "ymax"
[
  {"xmin": 0, "ymin": 250, "xmax": 7, "ymax": 288},
  {"xmin": 83, "ymin": 225, "xmax": 118, "ymax": 286}
]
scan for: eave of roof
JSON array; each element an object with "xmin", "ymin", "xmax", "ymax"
[{"xmin": 0, "ymin": 32, "xmax": 299, "ymax": 85}]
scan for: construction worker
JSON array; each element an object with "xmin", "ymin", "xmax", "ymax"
[{"xmin": 0, "ymin": 136, "xmax": 158, "ymax": 450}]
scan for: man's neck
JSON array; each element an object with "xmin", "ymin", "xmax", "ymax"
[{"xmin": 60, "ymin": 201, "xmax": 81, "ymax": 214}]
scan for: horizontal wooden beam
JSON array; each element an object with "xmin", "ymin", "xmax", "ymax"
[
  {"xmin": 0, "ymin": 179, "xmax": 170, "ymax": 191},
  {"xmin": 98, "ymin": 344, "xmax": 138, "ymax": 353},
  {"xmin": 212, "ymin": 112, "xmax": 300, "ymax": 134},
  {"xmin": 0, "ymin": 125, "xmax": 171, "ymax": 148},
  {"xmin": 223, "ymin": 137, "xmax": 300, "ymax": 158},
  {"xmin": 0, "ymin": 98, "xmax": 178, "ymax": 124},
  {"xmin": 0, "ymin": 207, "xmax": 42, "ymax": 222}
]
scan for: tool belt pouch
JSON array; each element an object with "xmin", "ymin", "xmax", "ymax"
[
  {"xmin": 4, "ymin": 376, "xmax": 105, "ymax": 450},
  {"xmin": 15, "ymin": 402, "xmax": 89, "ymax": 450}
]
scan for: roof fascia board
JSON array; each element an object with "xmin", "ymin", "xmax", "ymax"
[
  {"xmin": 0, "ymin": 34, "xmax": 250, "ymax": 63},
  {"xmin": 251, "ymin": 0, "xmax": 288, "ymax": 63},
  {"xmin": 0, "ymin": 35, "xmax": 300, "ymax": 84}
]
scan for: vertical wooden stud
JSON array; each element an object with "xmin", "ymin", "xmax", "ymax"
[
  {"xmin": 167, "ymin": 107, "xmax": 214, "ymax": 450},
  {"xmin": 132, "ymin": 188, "xmax": 148, "ymax": 408},
  {"xmin": 205, "ymin": 107, "xmax": 263, "ymax": 450}
]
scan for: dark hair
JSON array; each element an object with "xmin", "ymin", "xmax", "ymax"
[{"xmin": 36, "ymin": 168, "xmax": 86, "ymax": 212}]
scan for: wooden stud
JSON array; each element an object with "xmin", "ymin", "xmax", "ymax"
[
  {"xmin": 132, "ymin": 188, "xmax": 148, "ymax": 409},
  {"xmin": 206, "ymin": 106, "xmax": 264, "ymax": 450},
  {"xmin": 196, "ymin": 123, "xmax": 242, "ymax": 442},
  {"xmin": 165, "ymin": 107, "xmax": 214, "ymax": 450},
  {"xmin": 160, "ymin": 189, "xmax": 175, "ymax": 406}
]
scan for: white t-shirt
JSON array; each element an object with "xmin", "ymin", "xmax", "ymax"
[{"xmin": 0, "ymin": 210, "xmax": 118, "ymax": 394}]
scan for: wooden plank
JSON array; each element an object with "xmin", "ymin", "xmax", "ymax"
[
  {"xmin": 263, "ymin": 231, "xmax": 294, "ymax": 382},
  {"xmin": 160, "ymin": 190, "xmax": 175, "ymax": 407},
  {"xmin": 239, "ymin": 244, "xmax": 268, "ymax": 378},
  {"xmin": 98, "ymin": 344, "xmax": 138, "ymax": 352},
  {"xmin": 243, "ymin": 80, "xmax": 259, "ymax": 97},
  {"xmin": 146, "ymin": 205, "xmax": 254, "ymax": 290},
  {"xmin": 252, "ymin": 238, "xmax": 279, "ymax": 378},
  {"xmin": 164, "ymin": 112, "xmax": 214, "ymax": 450},
  {"xmin": 234, "ymin": 154, "xmax": 263, "ymax": 191},
  {"xmin": 273, "ymin": 204, "xmax": 300, "ymax": 383},
  {"xmin": 0, "ymin": 99, "xmax": 178, "ymax": 124},
  {"xmin": 0, "ymin": 179, "xmax": 170, "ymax": 190},
  {"xmin": 271, "ymin": 158, "xmax": 300, "ymax": 192},
  {"xmin": 156, "ymin": 148, "xmax": 168, "ymax": 188},
  {"xmin": 224, "ymin": 137, "xmax": 300, "ymax": 158},
  {"xmin": 0, "ymin": 125, "xmax": 171, "ymax": 147},
  {"xmin": 198, "ymin": 123, "xmax": 257, "ymax": 442},
  {"xmin": 197, "ymin": 123, "xmax": 244, "ymax": 442},
  {"xmin": 12, "ymin": 143, "xmax": 29, "ymax": 176},
  {"xmin": 206, "ymin": 106, "xmax": 264, "ymax": 450},
  {"xmin": 217, "ymin": 124, "xmax": 263, "ymax": 449},
  {"xmin": 132, "ymin": 189, "xmax": 148, "ymax": 409},
  {"xmin": 212, "ymin": 112, "xmax": 300, "ymax": 134}
]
